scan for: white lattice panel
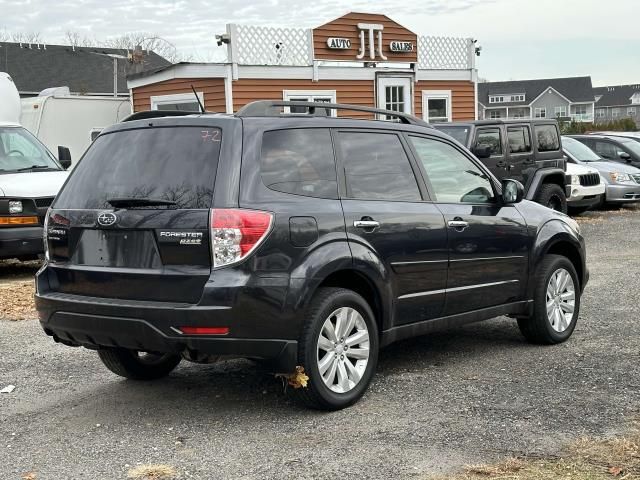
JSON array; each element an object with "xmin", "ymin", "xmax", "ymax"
[
  {"xmin": 418, "ymin": 36, "xmax": 470, "ymax": 69},
  {"xmin": 233, "ymin": 25, "xmax": 311, "ymax": 66}
]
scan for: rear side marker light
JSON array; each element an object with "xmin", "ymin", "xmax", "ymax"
[
  {"xmin": 0, "ymin": 216, "xmax": 39, "ymax": 226},
  {"xmin": 210, "ymin": 208, "xmax": 273, "ymax": 268},
  {"xmin": 178, "ymin": 326, "xmax": 229, "ymax": 335}
]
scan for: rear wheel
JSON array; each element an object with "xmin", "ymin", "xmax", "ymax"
[
  {"xmin": 535, "ymin": 183, "xmax": 567, "ymax": 213},
  {"xmin": 518, "ymin": 254, "xmax": 580, "ymax": 344},
  {"xmin": 97, "ymin": 348, "xmax": 182, "ymax": 380},
  {"xmin": 294, "ymin": 287, "xmax": 379, "ymax": 410}
]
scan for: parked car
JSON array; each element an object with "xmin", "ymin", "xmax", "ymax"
[
  {"xmin": 563, "ymin": 136, "xmax": 640, "ymax": 206},
  {"xmin": 570, "ymin": 134, "xmax": 640, "ymax": 169},
  {"xmin": 35, "ymin": 101, "xmax": 588, "ymax": 410},
  {"xmin": 433, "ymin": 120, "xmax": 568, "ymax": 213},
  {"xmin": 589, "ymin": 131, "xmax": 640, "ymax": 143},
  {"xmin": 0, "ymin": 72, "xmax": 70, "ymax": 261},
  {"xmin": 564, "ymin": 160, "xmax": 605, "ymax": 214}
]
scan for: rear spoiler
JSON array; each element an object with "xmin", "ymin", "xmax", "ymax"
[{"xmin": 121, "ymin": 110, "xmax": 205, "ymax": 123}]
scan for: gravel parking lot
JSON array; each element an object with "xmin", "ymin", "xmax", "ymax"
[{"xmin": 1, "ymin": 206, "xmax": 639, "ymax": 480}]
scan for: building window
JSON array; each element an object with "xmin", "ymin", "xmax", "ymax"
[
  {"xmin": 422, "ymin": 90, "xmax": 451, "ymax": 123},
  {"xmin": 628, "ymin": 107, "xmax": 637, "ymax": 116},
  {"xmin": 554, "ymin": 106, "xmax": 567, "ymax": 118},
  {"xmin": 150, "ymin": 92, "xmax": 204, "ymax": 111},
  {"xmin": 574, "ymin": 104, "xmax": 588, "ymax": 115},
  {"xmin": 283, "ymin": 90, "xmax": 337, "ymax": 116},
  {"xmin": 489, "ymin": 94, "xmax": 524, "ymax": 103},
  {"xmin": 489, "ymin": 110, "xmax": 501, "ymax": 119},
  {"xmin": 612, "ymin": 108, "xmax": 620, "ymax": 118},
  {"xmin": 534, "ymin": 107, "xmax": 546, "ymax": 118},
  {"xmin": 489, "ymin": 95, "xmax": 504, "ymax": 104},
  {"xmin": 597, "ymin": 108, "xmax": 606, "ymax": 118},
  {"xmin": 511, "ymin": 94, "xmax": 525, "ymax": 102}
]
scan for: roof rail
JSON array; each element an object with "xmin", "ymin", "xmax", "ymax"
[
  {"xmin": 121, "ymin": 110, "xmax": 203, "ymax": 122},
  {"xmin": 236, "ymin": 100, "xmax": 431, "ymax": 127}
]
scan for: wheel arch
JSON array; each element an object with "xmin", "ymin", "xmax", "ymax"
[{"xmin": 525, "ymin": 168, "xmax": 567, "ymax": 200}]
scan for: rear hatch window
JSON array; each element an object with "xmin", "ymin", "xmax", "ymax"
[
  {"xmin": 47, "ymin": 126, "xmax": 222, "ymax": 303},
  {"xmin": 54, "ymin": 126, "xmax": 220, "ymax": 209}
]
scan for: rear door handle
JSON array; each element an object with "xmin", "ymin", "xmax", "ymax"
[
  {"xmin": 354, "ymin": 220, "xmax": 380, "ymax": 229},
  {"xmin": 448, "ymin": 220, "xmax": 469, "ymax": 230}
]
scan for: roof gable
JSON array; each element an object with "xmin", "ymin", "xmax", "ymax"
[
  {"xmin": 479, "ymin": 76, "xmax": 594, "ymax": 107},
  {"xmin": 594, "ymin": 84, "xmax": 640, "ymax": 107},
  {"xmin": 0, "ymin": 42, "xmax": 171, "ymax": 95}
]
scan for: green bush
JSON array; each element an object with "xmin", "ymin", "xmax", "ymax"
[{"xmin": 559, "ymin": 118, "xmax": 638, "ymax": 134}]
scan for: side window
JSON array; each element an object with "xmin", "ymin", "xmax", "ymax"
[
  {"xmin": 507, "ymin": 126, "xmax": 532, "ymax": 154},
  {"xmin": 260, "ymin": 129, "xmax": 338, "ymax": 198},
  {"xmin": 475, "ymin": 128, "xmax": 502, "ymax": 155},
  {"xmin": 535, "ymin": 124, "xmax": 560, "ymax": 152},
  {"xmin": 410, "ymin": 136, "xmax": 495, "ymax": 204},
  {"xmin": 593, "ymin": 141, "xmax": 616, "ymax": 159},
  {"xmin": 335, "ymin": 132, "xmax": 421, "ymax": 201}
]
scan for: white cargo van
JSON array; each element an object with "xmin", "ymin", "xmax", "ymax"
[
  {"xmin": 1, "ymin": 72, "xmax": 69, "ymax": 260},
  {"xmin": 21, "ymin": 88, "xmax": 131, "ymax": 163}
]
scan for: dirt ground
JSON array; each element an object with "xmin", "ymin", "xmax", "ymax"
[{"xmin": 1, "ymin": 205, "xmax": 639, "ymax": 480}]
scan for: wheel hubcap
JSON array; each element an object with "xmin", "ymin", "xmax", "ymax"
[
  {"xmin": 546, "ymin": 268, "xmax": 576, "ymax": 333},
  {"xmin": 316, "ymin": 307, "xmax": 370, "ymax": 394}
]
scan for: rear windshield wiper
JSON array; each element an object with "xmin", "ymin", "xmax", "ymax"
[
  {"xmin": 106, "ymin": 197, "xmax": 177, "ymax": 208},
  {"xmin": 15, "ymin": 165, "xmax": 54, "ymax": 172}
]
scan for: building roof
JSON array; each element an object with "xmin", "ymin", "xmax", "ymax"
[
  {"xmin": 478, "ymin": 76, "xmax": 594, "ymax": 107},
  {"xmin": 0, "ymin": 42, "xmax": 171, "ymax": 95},
  {"xmin": 593, "ymin": 84, "xmax": 640, "ymax": 107}
]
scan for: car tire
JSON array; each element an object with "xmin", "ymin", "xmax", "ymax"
[
  {"xmin": 97, "ymin": 348, "xmax": 182, "ymax": 380},
  {"xmin": 294, "ymin": 287, "xmax": 379, "ymax": 411},
  {"xmin": 535, "ymin": 183, "xmax": 568, "ymax": 213},
  {"xmin": 517, "ymin": 254, "xmax": 580, "ymax": 344}
]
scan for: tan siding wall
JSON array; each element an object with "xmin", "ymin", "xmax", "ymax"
[
  {"xmin": 313, "ymin": 13, "xmax": 418, "ymax": 63},
  {"xmin": 232, "ymin": 79, "xmax": 376, "ymax": 118},
  {"xmin": 414, "ymin": 80, "xmax": 475, "ymax": 121},
  {"xmin": 131, "ymin": 78, "xmax": 225, "ymax": 112}
]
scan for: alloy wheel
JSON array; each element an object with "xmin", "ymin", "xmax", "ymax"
[
  {"xmin": 316, "ymin": 307, "xmax": 370, "ymax": 393},
  {"xmin": 546, "ymin": 268, "xmax": 576, "ymax": 333}
]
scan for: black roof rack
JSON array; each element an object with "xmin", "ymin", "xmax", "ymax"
[
  {"xmin": 236, "ymin": 100, "xmax": 431, "ymax": 127},
  {"xmin": 121, "ymin": 110, "xmax": 204, "ymax": 122}
]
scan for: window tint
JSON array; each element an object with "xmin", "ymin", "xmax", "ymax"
[
  {"xmin": 507, "ymin": 126, "xmax": 532, "ymax": 153},
  {"xmin": 476, "ymin": 128, "xmax": 502, "ymax": 155},
  {"xmin": 336, "ymin": 132, "xmax": 421, "ymax": 201},
  {"xmin": 0, "ymin": 127, "xmax": 58, "ymax": 171},
  {"xmin": 54, "ymin": 127, "xmax": 220, "ymax": 209},
  {"xmin": 535, "ymin": 124, "xmax": 560, "ymax": 152},
  {"xmin": 410, "ymin": 136, "xmax": 495, "ymax": 204},
  {"xmin": 593, "ymin": 141, "xmax": 617, "ymax": 159},
  {"xmin": 261, "ymin": 129, "xmax": 338, "ymax": 198}
]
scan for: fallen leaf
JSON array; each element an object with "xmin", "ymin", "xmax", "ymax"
[
  {"xmin": 609, "ymin": 466, "xmax": 624, "ymax": 476},
  {"xmin": 127, "ymin": 464, "xmax": 177, "ymax": 480},
  {"xmin": 22, "ymin": 473, "xmax": 37, "ymax": 480},
  {"xmin": 276, "ymin": 366, "xmax": 309, "ymax": 389}
]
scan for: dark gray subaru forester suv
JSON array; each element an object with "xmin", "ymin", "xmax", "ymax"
[{"xmin": 36, "ymin": 101, "xmax": 588, "ymax": 410}]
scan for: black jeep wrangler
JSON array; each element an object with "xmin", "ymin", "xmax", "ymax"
[
  {"xmin": 433, "ymin": 120, "xmax": 568, "ymax": 213},
  {"xmin": 36, "ymin": 102, "xmax": 588, "ymax": 410}
]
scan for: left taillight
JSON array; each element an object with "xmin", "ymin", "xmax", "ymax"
[{"xmin": 210, "ymin": 208, "xmax": 273, "ymax": 268}]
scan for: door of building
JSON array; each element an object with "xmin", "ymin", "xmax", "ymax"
[{"xmin": 377, "ymin": 76, "xmax": 413, "ymax": 119}]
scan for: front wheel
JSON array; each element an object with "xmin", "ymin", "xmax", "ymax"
[
  {"xmin": 535, "ymin": 183, "xmax": 568, "ymax": 213},
  {"xmin": 518, "ymin": 254, "xmax": 580, "ymax": 344},
  {"xmin": 294, "ymin": 287, "xmax": 379, "ymax": 410},
  {"xmin": 97, "ymin": 348, "xmax": 182, "ymax": 380}
]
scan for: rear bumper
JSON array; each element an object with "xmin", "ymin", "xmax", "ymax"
[
  {"xmin": 606, "ymin": 184, "xmax": 640, "ymax": 203},
  {"xmin": 0, "ymin": 226, "xmax": 43, "ymax": 259},
  {"xmin": 35, "ymin": 269, "xmax": 298, "ymax": 371}
]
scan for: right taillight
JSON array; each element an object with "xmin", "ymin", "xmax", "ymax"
[{"xmin": 210, "ymin": 208, "xmax": 273, "ymax": 268}]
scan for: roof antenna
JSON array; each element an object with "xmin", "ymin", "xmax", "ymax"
[{"xmin": 191, "ymin": 84, "xmax": 205, "ymax": 113}]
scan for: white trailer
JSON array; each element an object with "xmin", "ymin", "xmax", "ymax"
[{"xmin": 21, "ymin": 88, "xmax": 131, "ymax": 164}]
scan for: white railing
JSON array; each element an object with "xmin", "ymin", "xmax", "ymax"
[
  {"xmin": 230, "ymin": 24, "xmax": 313, "ymax": 66},
  {"xmin": 227, "ymin": 24, "xmax": 474, "ymax": 70},
  {"xmin": 570, "ymin": 113, "xmax": 594, "ymax": 122},
  {"xmin": 417, "ymin": 36, "xmax": 473, "ymax": 70}
]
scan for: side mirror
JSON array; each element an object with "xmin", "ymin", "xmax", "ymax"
[
  {"xmin": 57, "ymin": 146, "xmax": 72, "ymax": 170},
  {"xmin": 619, "ymin": 152, "xmax": 632, "ymax": 162},
  {"xmin": 502, "ymin": 179, "xmax": 524, "ymax": 204},
  {"xmin": 472, "ymin": 144, "xmax": 492, "ymax": 159}
]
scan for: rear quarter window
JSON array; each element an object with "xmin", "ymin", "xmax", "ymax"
[
  {"xmin": 535, "ymin": 124, "xmax": 560, "ymax": 152},
  {"xmin": 54, "ymin": 126, "xmax": 221, "ymax": 209},
  {"xmin": 260, "ymin": 128, "xmax": 338, "ymax": 199}
]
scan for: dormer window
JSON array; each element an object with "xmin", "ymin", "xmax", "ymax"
[
  {"xmin": 631, "ymin": 92, "xmax": 640, "ymax": 105},
  {"xmin": 489, "ymin": 93, "xmax": 525, "ymax": 104}
]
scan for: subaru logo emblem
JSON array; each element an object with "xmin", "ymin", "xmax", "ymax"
[{"xmin": 97, "ymin": 212, "xmax": 117, "ymax": 227}]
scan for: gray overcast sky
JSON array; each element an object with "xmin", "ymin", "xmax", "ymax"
[{"xmin": 1, "ymin": 0, "xmax": 639, "ymax": 86}]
